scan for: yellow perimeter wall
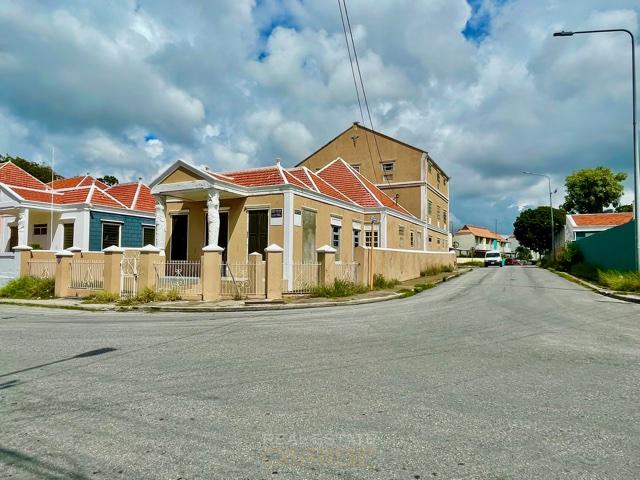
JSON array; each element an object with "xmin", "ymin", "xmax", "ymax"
[{"xmin": 357, "ymin": 247, "xmax": 455, "ymax": 282}]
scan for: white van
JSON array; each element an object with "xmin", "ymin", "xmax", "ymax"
[{"xmin": 484, "ymin": 250, "xmax": 502, "ymax": 267}]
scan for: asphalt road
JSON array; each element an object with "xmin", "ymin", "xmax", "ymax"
[{"xmin": 1, "ymin": 266, "xmax": 640, "ymax": 479}]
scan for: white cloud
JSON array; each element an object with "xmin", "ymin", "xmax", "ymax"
[{"xmin": 144, "ymin": 139, "xmax": 164, "ymax": 158}]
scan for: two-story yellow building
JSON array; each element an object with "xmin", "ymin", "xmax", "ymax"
[{"xmin": 297, "ymin": 123, "xmax": 451, "ymax": 251}]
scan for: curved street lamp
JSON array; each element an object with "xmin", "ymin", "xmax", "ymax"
[{"xmin": 553, "ymin": 28, "xmax": 639, "ymax": 270}]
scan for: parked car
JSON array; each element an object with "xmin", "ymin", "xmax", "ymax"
[
  {"xmin": 484, "ymin": 250, "xmax": 503, "ymax": 267},
  {"xmin": 505, "ymin": 258, "xmax": 518, "ymax": 266}
]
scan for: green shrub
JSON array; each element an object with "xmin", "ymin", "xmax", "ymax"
[
  {"xmin": 460, "ymin": 261, "xmax": 484, "ymax": 268},
  {"xmin": 413, "ymin": 283, "xmax": 436, "ymax": 293},
  {"xmin": 569, "ymin": 262, "xmax": 599, "ymax": 282},
  {"xmin": 0, "ymin": 277, "xmax": 55, "ymax": 299},
  {"xmin": 420, "ymin": 264, "xmax": 454, "ymax": 276},
  {"xmin": 82, "ymin": 291, "xmax": 119, "ymax": 304},
  {"xmin": 555, "ymin": 243, "xmax": 583, "ymax": 272},
  {"xmin": 372, "ymin": 274, "xmax": 400, "ymax": 289},
  {"xmin": 397, "ymin": 288, "xmax": 415, "ymax": 298},
  {"xmin": 598, "ymin": 270, "xmax": 640, "ymax": 292},
  {"xmin": 312, "ymin": 279, "xmax": 369, "ymax": 298}
]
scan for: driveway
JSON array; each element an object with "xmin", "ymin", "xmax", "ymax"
[{"xmin": 1, "ymin": 267, "xmax": 639, "ymax": 479}]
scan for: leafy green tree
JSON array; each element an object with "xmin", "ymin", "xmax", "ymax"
[
  {"xmin": 98, "ymin": 175, "xmax": 119, "ymax": 186},
  {"xmin": 515, "ymin": 246, "xmax": 532, "ymax": 261},
  {"xmin": 513, "ymin": 206, "xmax": 565, "ymax": 254},
  {"xmin": 561, "ymin": 167, "xmax": 627, "ymax": 213},
  {"xmin": 615, "ymin": 204, "xmax": 633, "ymax": 213},
  {"xmin": 0, "ymin": 154, "xmax": 62, "ymax": 183}
]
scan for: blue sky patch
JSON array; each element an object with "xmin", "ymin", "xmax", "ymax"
[
  {"xmin": 144, "ymin": 132, "xmax": 158, "ymax": 142},
  {"xmin": 463, "ymin": 0, "xmax": 508, "ymax": 43}
]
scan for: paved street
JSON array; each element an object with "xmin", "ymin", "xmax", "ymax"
[{"xmin": 1, "ymin": 266, "xmax": 640, "ymax": 479}]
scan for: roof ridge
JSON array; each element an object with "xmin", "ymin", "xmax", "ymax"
[
  {"xmin": 302, "ymin": 166, "xmax": 319, "ymax": 192},
  {"xmin": 337, "ymin": 158, "xmax": 383, "ymax": 208},
  {"xmin": 131, "ymin": 179, "xmax": 143, "ymax": 210},
  {"xmin": 307, "ymin": 169, "xmax": 358, "ymax": 205},
  {"xmin": 0, "ymin": 160, "xmax": 51, "ymax": 189},
  {"xmin": 93, "ymin": 184, "xmax": 129, "ymax": 209}
]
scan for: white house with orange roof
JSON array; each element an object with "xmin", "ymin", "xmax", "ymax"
[
  {"xmin": 453, "ymin": 224, "xmax": 511, "ymax": 255},
  {"xmin": 150, "ymin": 158, "xmax": 429, "ymax": 288},
  {"xmin": 0, "ymin": 161, "xmax": 155, "ymax": 252}
]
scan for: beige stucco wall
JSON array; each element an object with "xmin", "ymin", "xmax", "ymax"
[
  {"xmin": 292, "ymin": 194, "xmax": 363, "ymax": 263},
  {"xmin": 162, "ymin": 166, "xmax": 203, "ymax": 184},
  {"xmin": 427, "ymin": 188, "xmax": 449, "ymax": 232},
  {"xmin": 300, "ymin": 125, "xmax": 423, "ymax": 185},
  {"xmin": 378, "ymin": 184, "xmax": 422, "ymax": 220},
  {"xmin": 384, "ymin": 213, "xmax": 424, "ymax": 250},
  {"xmin": 427, "ymin": 158, "xmax": 449, "ymax": 198},
  {"xmin": 358, "ymin": 246, "xmax": 455, "ymax": 282}
]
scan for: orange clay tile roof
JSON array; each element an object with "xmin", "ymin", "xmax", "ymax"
[
  {"xmin": 0, "ymin": 162, "xmax": 153, "ymax": 214},
  {"xmin": 214, "ymin": 166, "xmax": 285, "ymax": 187},
  {"xmin": 456, "ymin": 225, "xmax": 507, "ymax": 242},
  {"xmin": 570, "ymin": 212, "xmax": 633, "ymax": 227},
  {"xmin": 315, "ymin": 159, "xmax": 411, "ymax": 214},
  {"xmin": 0, "ymin": 162, "xmax": 48, "ymax": 190},
  {"xmin": 106, "ymin": 183, "xmax": 139, "ymax": 208}
]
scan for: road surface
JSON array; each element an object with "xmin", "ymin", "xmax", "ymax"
[{"xmin": 1, "ymin": 266, "xmax": 639, "ymax": 479}]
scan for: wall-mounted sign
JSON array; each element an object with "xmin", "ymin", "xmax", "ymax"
[
  {"xmin": 270, "ymin": 208, "xmax": 283, "ymax": 225},
  {"xmin": 294, "ymin": 209, "xmax": 302, "ymax": 226}
]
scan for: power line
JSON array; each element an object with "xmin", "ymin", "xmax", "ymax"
[
  {"xmin": 337, "ymin": 0, "xmax": 376, "ymax": 181},
  {"xmin": 341, "ymin": 0, "xmax": 388, "ymax": 186}
]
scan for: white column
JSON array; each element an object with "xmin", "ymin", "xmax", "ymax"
[
  {"xmin": 379, "ymin": 212, "xmax": 388, "ymax": 248},
  {"xmin": 206, "ymin": 189, "xmax": 220, "ymax": 247},
  {"xmin": 154, "ymin": 196, "xmax": 166, "ymax": 253},
  {"xmin": 283, "ymin": 191, "xmax": 294, "ymax": 291},
  {"xmin": 17, "ymin": 208, "xmax": 29, "ymax": 248}
]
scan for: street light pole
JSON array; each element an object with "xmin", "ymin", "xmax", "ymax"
[
  {"xmin": 523, "ymin": 171, "xmax": 555, "ymax": 259},
  {"xmin": 554, "ymin": 28, "xmax": 639, "ymax": 270}
]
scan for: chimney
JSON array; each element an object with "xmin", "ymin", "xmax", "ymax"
[{"xmin": 275, "ymin": 157, "xmax": 281, "ymax": 166}]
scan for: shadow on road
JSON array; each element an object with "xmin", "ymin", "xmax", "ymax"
[
  {"xmin": 0, "ymin": 347, "xmax": 117, "ymax": 379},
  {"xmin": 0, "ymin": 447, "xmax": 90, "ymax": 480}
]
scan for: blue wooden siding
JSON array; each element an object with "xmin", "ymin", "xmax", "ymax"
[{"xmin": 88, "ymin": 211, "xmax": 155, "ymax": 251}]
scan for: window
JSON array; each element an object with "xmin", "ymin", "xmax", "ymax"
[
  {"xmin": 353, "ymin": 229, "xmax": 360, "ymax": 248},
  {"xmin": 143, "ymin": 226, "xmax": 155, "ymax": 246},
  {"xmin": 437, "ymin": 173, "xmax": 441, "ymax": 188},
  {"xmin": 436, "ymin": 206, "xmax": 441, "ymax": 221},
  {"xmin": 382, "ymin": 162, "xmax": 394, "ymax": 173},
  {"xmin": 365, "ymin": 229, "xmax": 379, "ymax": 247},
  {"xmin": 351, "ymin": 164, "xmax": 361, "ymax": 173},
  {"xmin": 9, "ymin": 226, "xmax": 17, "ymax": 250},
  {"xmin": 428, "ymin": 236, "xmax": 433, "ymax": 243},
  {"xmin": 398, "ymin": 225, "xmax": 405, "ymax": 247},
  {"xmin": 437, "ymin": 238, "xmax": 441, "ymax": 245},
  {"xmin": 428, "ymin": 162, "xmax": 432, "ymax": 173},
  {"xmin": 331, "ymin": 225, "xmax": 341, "ymax": 261},
  {"xmin": 410, "ymin": 231, "xmax": 415, "ymax": 248},
  {"xmin": 102, "ymin": 223, "xmax": 121, "ymax": 249},
  {"xmin": 428, "ymin": 201, "xmax": 433, "ymax": 215},
  {"xmin": 443, "ymin": 212, "xmax": 447, "ymax": 224},
  {"xmin": 63, "ymin": 223, "xmax": 74, "ymax": 250},
  {"xmin": 33, "ymin": 224, "xmax": 47, "ymax": 236}
]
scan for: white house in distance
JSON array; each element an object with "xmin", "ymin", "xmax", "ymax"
[
  {"xmin": 561, "ymin": 212, "xmax": 633, "ymax": 244},
  {"xmin": 453, "ymin": 224, "xmax": 511, "ymax": 256}
]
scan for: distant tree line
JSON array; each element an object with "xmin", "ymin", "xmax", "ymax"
[{"xmin": 0, "ymin": 154, "xmax": 63, "ymax": 183}]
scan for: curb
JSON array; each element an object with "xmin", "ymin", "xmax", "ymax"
[
  {"xmin": 549, "ymin": 269, "xmax": 640, "ymax": 305},
  {"xmin": 0, "ymin": 269, "xmax": 470, "ymax": 314},
  {"xmin": 137, "ymin": 292, "xmax": 403, "ymax": 313},
  {"xmin": 0, "ymin": 300, "xmax": 115, "ymax": 312}
]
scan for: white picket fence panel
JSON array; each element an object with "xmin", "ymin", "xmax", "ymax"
[
  {"xmin": 221, "ymin": 262, "xmax": 265, "ymax": 298},
  {"xmin": 28, "ymin": 260, "xmax": 56, "ymax": 279},
  {"xmin": 284, "ymin": 262, "xmax": 320, "ymax": 294},
  {"xmin": 154, "ymin": 260, "xmax": 201, "ymax": 294},
  {"xmin": 70, "ymin": 261, "xmax": 104, "ymax": 290},
  {"xmin": 335, "ymin": 262, "xmax": 358, "ymax": 283}
]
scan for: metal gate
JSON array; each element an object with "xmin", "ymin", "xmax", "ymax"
[{"xmin": 120, "ymin": 256, "xmax": 138, "ymax": 298}]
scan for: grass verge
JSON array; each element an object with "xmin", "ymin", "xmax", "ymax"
[
  {"xmin": 311, "ymin": 279, "xmax": 369, "ymax": 298},
  {"xmin": 420, "ymin": 265, "xmax": 454, "ymax": 276}
]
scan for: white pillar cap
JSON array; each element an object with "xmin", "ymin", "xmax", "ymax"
[
  {"xmin": 12, "ymin": 245, "xmax": 33, "ymax": 252},
  {"xmin": 264, "ymin": 244, "xmax": 284, "ymax": 253},
  {"xmin": 55, "ymin": 250, "xmax": 74, "ymax": 258},
  {"xmin": 202, "ymin": 245, "xmax": 224, "ymax": 252},
  {"xmin": 316, "ymin": 245, "xmax": 337, "ymax": 253},
  {"xmin": 140, "ymin": 244, "xmax": 161, "ymax": 253},
  {"xmin": 102, "ymin": 245, "xmax": 124, "ymax": 253}
]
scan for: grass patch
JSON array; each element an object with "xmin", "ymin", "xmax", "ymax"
[
  {"xmin": 458, "ymin": 261, "xmax": 484, "ymax": 268},
  {"xmin": 413, "ymin": 283, "xmax": 436, "ymax": 292},
  {"xmin": 82, "ymin": 291, "xmax": 119, "ymax": 304},
  {"xmin": 0, "ymin": 277, "xmax": 55, "ymax": 299},
  {"xmin": 117, "ymin": 287, "xmax": 182, "ymax": 306},
  {"xmin": 373, "ymin": 274, "xmax": 400, "ymax": 289},
  {"xmin": 420, "ymin": 265, "xmax": 454, "ymax": 276},
  {"xmin": 598, "ymin": 270, "xmax": 640, "ymax": 292},
  {"xmin": 311, "ymin": 279, "xmax": 369, "ymax": 298},
  {"xmin": 397, "ymin": 288, "xmax": 415, "ymax": 298}
]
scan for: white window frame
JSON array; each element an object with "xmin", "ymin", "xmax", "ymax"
[
  {"xmin": 331, "ymin": 224, "xmax": 341, "ymax": 261},
  {"xmin": 101, "ymin": 222, "xmax": 121, "ymax": 249},
  {"xmin": 142, "ymin": 225, "xmax": 155, "ymax": 247}
]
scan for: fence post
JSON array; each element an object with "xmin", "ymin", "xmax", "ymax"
[
  {"xmin": 316, "ymin": 245, "xmax": 336, "ymax": 286},
  {"xmin": 102, "ymin": 246, "xmax": 124, "ymax": 296},
  {"xmin": 67, "ymin": 246, "xmax": 82, "ymax": 259},
  {"xmin": 138, "ymin": 245, "xmax": 161, "ymax": 291},
  {"xmin": 265, "ymin": 244, "xmax": 283, "ymax": 300},
  {"xmin": 54, "ymin": 250, "xmax": 74, "ymax": 297},
  {"xmin": 13, "ymin": 245, "xmax": 32, "ymax": 277},
  {"xmin": 202, "ymin": 245, "xmax": 223, "ymax": 301},
  {"xmin": 248, "ymin": 252, "xmax": 263, "ymax": 298}
]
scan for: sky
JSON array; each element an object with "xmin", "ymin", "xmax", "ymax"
[{"xmin": 0, "ymin": 0, "xmax": 639, "ymax": 234}]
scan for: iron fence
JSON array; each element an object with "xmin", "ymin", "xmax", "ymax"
[
  {"xmin": 28, "ymin": 260, "xmax": 56, "ymax": 279},
  {"xmin": 221, "ymin": 261, "xmax": 265, "ymax": 298},
  {"xmin": 284, "ymin": 262, "xmax": 320, "ymax": 294},
  {"xmin": 335, "ymin": 262, "xmax": 358, "ymax": 283},
  {"xmin": 154, "ymin": 260, "xmax": 201, "ymax": 294}
]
